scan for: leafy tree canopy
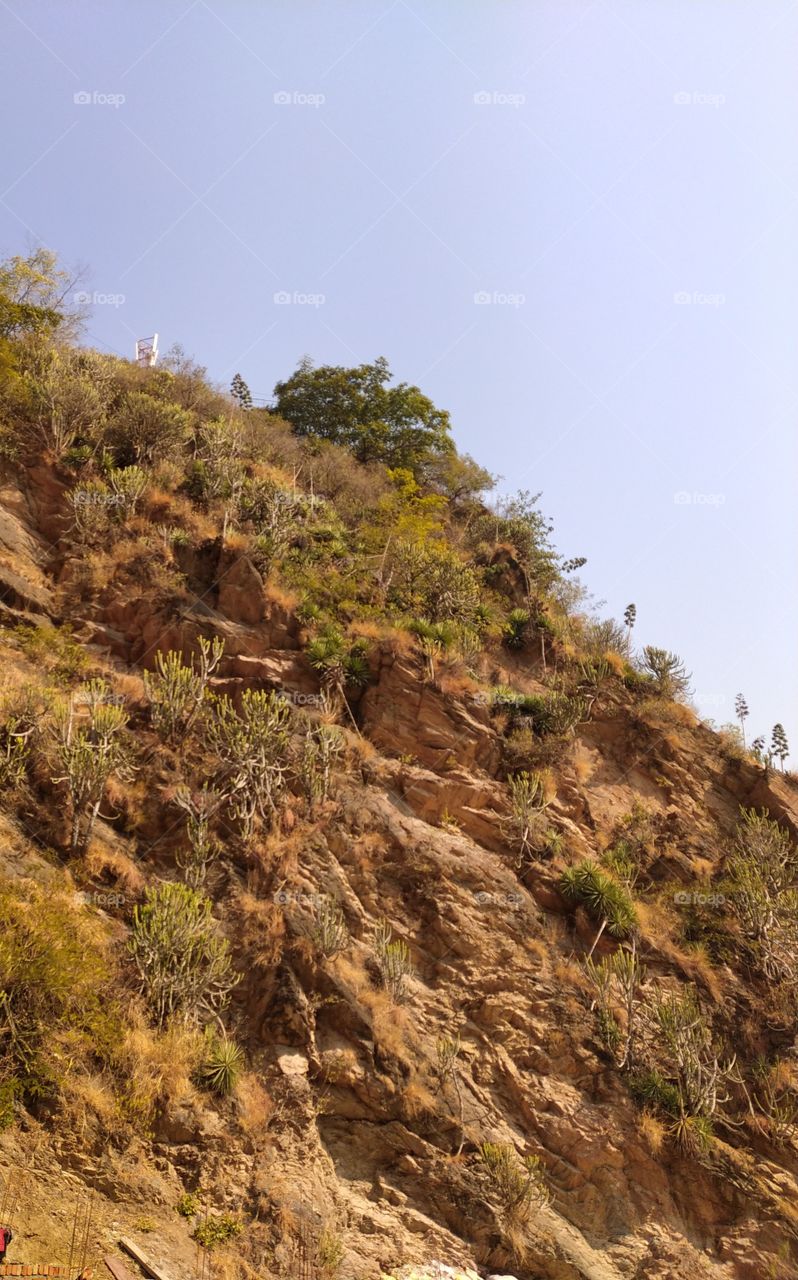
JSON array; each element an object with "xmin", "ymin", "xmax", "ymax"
[{"xmin": 273, "ymin": 355, "xmax": 454, "ymax": 475}]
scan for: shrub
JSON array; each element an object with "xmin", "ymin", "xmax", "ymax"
[
  {"xmin": 51, "ymin": 679, "xmax": 130, "ymax": 853},
  {"xmin": 143, "ymin": 637, "xmax": 224, "ymax": 743},
  {"xmin": 503, "ymin": 608, "xmax": 530, "ymax": 650},
  {"xmin": 388, "ymin": 540, "xmax": 482, "ymax": 624},
  {"xmin": 192, "ymin": 1214, "xmax": 243, "ymax": 1251},
  {"xmin": 0, "ymin": 881, "xmax": 122, "ymax": 1109},
  {"xmin": 208, "ymin": 689, "xmax": 292, "ymax": 838},
  {"xmin": 312, "ymin": 897, "xmax": 349, "ymax": 957},
  {"xmin": 129, "ymin": 882, "xmax": 237, "ymax": 1026},
  {"xmin": 300, "ymin": 722, "xmax": 343, "ymax": 812},
  {"xmin": 176, "ymin": 1192, "xmax": 200, "ymax": 1218},
  {"xmin": 725, "ymin": 808, "xmax": 798, "ymax": 981},
  {"xmin": 641, "ymin": 985, "xmax": 735, "ymax": 1140},
  {"xmin": 641, "ymin": 646, "xmax": 691, "ymax": 699},
  {"xmin": 173, "ymin": 785, "xmax": 223, "ymax": 888},
  {"xmin": 14, "ymin": 340, "xmax": 112, "ymax": 457},
  {"xmin": 478, "ymin": 1142, "xmax": 550, "ymax": 1220},
  {"xmin": 503, "ymin": 771, "xmax": 551, "ymax": 864},
  {"xmin": 316, "ymin": 1227, "xmax": 345, "ymax": 1279},
  {"xmin": 107, "ymin": 390, "xmax": 192, "ymax": 465},
  {"xmin": 374, "ymin": 919, "xmax": 413, "ymax": 1003}
]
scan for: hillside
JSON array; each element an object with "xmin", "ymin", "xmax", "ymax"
[{"xmin": 0, "ymin": 252, "xmax": 797, "ymax": 1280}]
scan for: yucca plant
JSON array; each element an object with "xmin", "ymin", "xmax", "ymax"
[
  {"xmin": 560, "ymin": 859, "xmax": 637, "ymax": 957},
  {"xmin": 503, "ymin": 608, "xmax": 530, "ymax": 650},
  {"xmin": 195, "ymin": 1030, "xmax": 244, "ymax": 1096}
]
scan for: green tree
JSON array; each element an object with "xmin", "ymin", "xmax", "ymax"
[
  {"xmin": 624, "ymin": 603, "xmax": 636, "ymax": 651},
  {"xmin": 273, "ymin": 356, "xmax": 454, "ymax": 474},
  {"xmin": 772, "ymin": 723, "xmax": 789, "ymax": 771},
  {"xmin": 734, "ymin": 694, "xmax": 749, "ymax": 746},
  {"xmin": 230, "ymin": 371, "xmax": 253, "ymax": 409},
  {"xmin": 0, "ymin": 248, "xmax": 83, "ymax": 339}
]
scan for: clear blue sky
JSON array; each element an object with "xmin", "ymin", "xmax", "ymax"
[{"xmin": 2, "ymin": 1, "xmax": 796, "ymax": 752}]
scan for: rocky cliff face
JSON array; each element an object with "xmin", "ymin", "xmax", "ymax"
[{"xmin": 1, "ymin": 463, "xmax": 798, "ymax": 1280}]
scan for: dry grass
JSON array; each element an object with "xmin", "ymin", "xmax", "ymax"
[
  {"xmin": 117, "ymin": 1008, "xmax": 203, "ymax": 1120},
  {"xmin": 83, "ymin": 841, "xmax": 145, "ymax": 896},
  {"xmin": 572, "ymin": 744, "xmax": 595, "ymax": 784},
  {"xmin": 235, "ymin": 1071, "xmax": 274, "ymax": 1135},
  {"xmin": 401, "ymin": 1077, "xmax": 437, "ymax": 1118},
  {"xmin": 639, "ymin": 1109, "xmax": 667, "ymax": 1155},
  {"xmin": 604, "ymin": 650, "xmax": 627, "ymax": 676},
  {"xmin": 264, "ymin": 581, "xmax": 299, "ymax": 611},
  {"xmin": 232, "ymin": 888, "xmax": 286, "ymax": 972}
]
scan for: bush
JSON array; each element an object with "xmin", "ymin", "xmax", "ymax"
[
  {"xmin": 312, "ymin": 897, "xmax": 349, "ymax": 957},
  {"xmin": 641, "ymin": 646, "xmax": 691, "ymax": 699},
  {"xmin": 374, "ymin": 919, "xmax": 413, "ymax": 1003},
  {"xmin": 725, "ymin": 808, "xmax": 798, "ymax": 981},
  {"xmin": 107, "ymin": 390, "xmax": 192, "ymax": 465},
  {"xmin": 503, "ymin": 608, "xmax": 530, "ymax": 650},
  {"xmin": 192, "ymin": 1213, "xmax": 243, "ymax": 1251},
  {"xmin": 129, "ymin": 882, "xmax": 237, "ymax": 1026},
  {"xmin": 143, "ymin": 637, "xmax": 224, "ymax": 743},
  {"xmin": 208, "ymin": 689, "xmax": 292, "ymax": 838},
  {"xmin": 478, "ymin": 1142, "xmax": 549, "ymax": 1220},
  {"xmin": 51, "ymin": 679, "xmax": 129, "ymax": 853},
  {"xmin": 176, "ymin": 1192, "xmax": 200, "ymax": 1218},
  {"xmin": 0, "ymin": 881, "xmax": 122, "ymax": 1109}
]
